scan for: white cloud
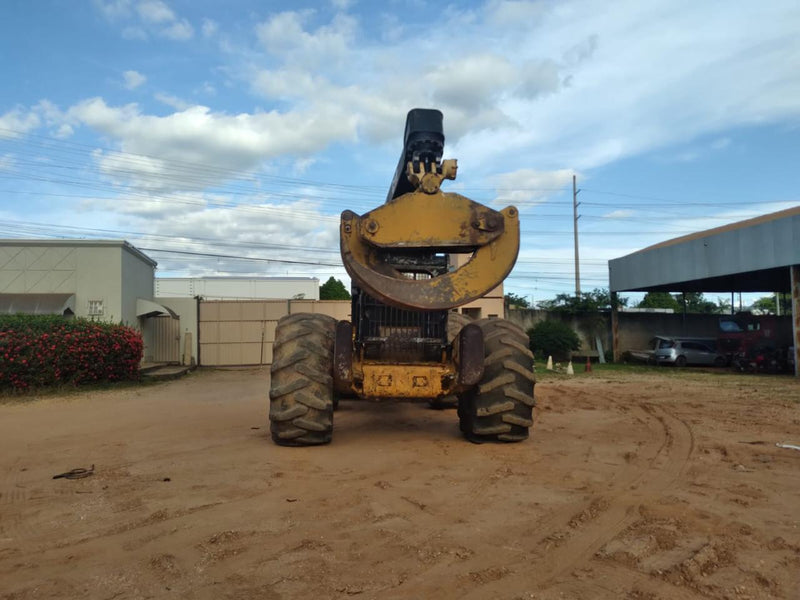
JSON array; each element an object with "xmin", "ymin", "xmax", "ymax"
[
  {"xmin": 136, "ymin": 0, "xmax": 174, "ymax": 24},
  {"xmin": 154, "ymin": 93, "xmax": 190, "ymax": 110},
  {"xmin": 94, "ymin": 0, "xmax": 132, "ymax": 19},
  {"xmin": 54, "ymin": 124, "xmax": 74, "ymax": 138},
  {"xmin": 484, "ymin": 0, "xmax": 549, "ymax": 27},
  {"xmin": 516, "ymin": 59, "xmax": 561, "ymax": 99},
  {"xmin": 427, "ymin": 54, "xmax": 516, "ymax": 111},
  {"xmin": 123, "ymin": 69, "xmax": 146, "ymax": 90},
  {"xmin": 255, "ymin": 11, "xmax": 357, "ymax": 67},
  {"xmin": 121, "ymin": 26, "xmax": 147, "ymax": 40},
  {"xmin": 491, "ymin": 168, "xmax": 576, "ymax": 206},
  {"xmin": 162, "ymin": 18, "xmax": 193, "ymax": 41},
  {"xmin": 603, "ymin": 209, "xmax": 635, "ymax": 219},
  {"xmin": 0, "ymin": 108, "xmax": 41, "ymax": 138},
  {"xmin": 98, "ymin": 0, "xmax": 193, "ymax": 42},
  {"xmin": 710, "ymin": 137, "xmax": 731, "ymax": 150},
  {"xmin": 66, "ymin": 97, "xmax": 359, "ymax": 191},
  {"xmin": 201, "ymin": 18, "xmax": 218, "ymax": 38},
  {"xmin": 0, "ymin": 154, "xmax": 15, "ymax": 172}
]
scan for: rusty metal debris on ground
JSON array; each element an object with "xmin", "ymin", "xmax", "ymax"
[
  {"xmin": 52, "ymin": 464, "xmax": 94, "ymax": 480},
  {"xmin": 776, "ymin": 443, "xmax": 800, "ymax": 451}
]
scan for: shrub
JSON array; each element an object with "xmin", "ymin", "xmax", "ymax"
[
  {"xmin": 0, "ymin": 315, "xmax": 143, "ymax": 391},
  {"xmin": 527, "ymin": 319, "xmax": 580, "ymax": 361}
]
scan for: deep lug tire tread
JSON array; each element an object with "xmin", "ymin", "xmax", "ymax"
[
  {"xmin": 458, "ymin": 318, "xmax": 535, "ymax": 443},
  {"xmin": 269, "ymin": 313, "xmax": 336, "ymax": 446},
  {"xmin": 429, "ymin": 313, "xmax": 474, "ymax": 410}
]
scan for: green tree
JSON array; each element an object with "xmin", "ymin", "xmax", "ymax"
[
  {"xmin": 538, "ymin": 288, "xmax": 627, "ymax": 313},
  {"xmin": 504, "ymin": 292, "xmax": 530, "ymax": 309},
  {"xmin": 751, "ymin": 294, "xmax": 790, "ymax": 315},
  {"xmin": 319, "ymin": 277, "xmax": 351, "ymax": 300},
  {"xmin": 752, "ymin": 296, "xmax": 776, "ymax": 314},
  {"xmin": 527, "ymin": 319, "xmax": 580, "ymax": 361},
  {"xmin": 715, "ymin": 296, "xmax": 732, "ymax": 314},
  {"xmin": 637, "ymin": 292, "xmax": 681, "ymax": 311},
  {"xmin": 681, "ymin": 292, "xmax": 719, "ymax": 314}
]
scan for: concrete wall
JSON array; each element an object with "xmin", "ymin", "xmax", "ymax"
[
  {"xmin": 0, "ymin": 243, "xmax": 128, "ymax": 322},
  {"xmin": 450, "ymin": 253, "xmax": 505, "ymax": 319},
  {"xmin": 0, "ymin": 245, "xmax": 78, "ymax": 294},
  {"xmin": 75, "ymin": 246, "xmax": 123, "ymax": 321},
  {"xmin": 507, "ymin": 309, "xmax": 611, "ymax": 356},
  {"xmin": 506, "ymin": 309, "xmax": 795, "ymax": 357},
  {"xmin": 121, "ymin": 247, "xmax": 156, "ymax": 326}
]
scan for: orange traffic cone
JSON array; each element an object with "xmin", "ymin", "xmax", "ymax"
[{"xmin": 585, "ymin": 356, "xmax": 592, "ymax": 372}]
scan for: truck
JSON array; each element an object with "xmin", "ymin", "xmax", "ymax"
[
  {"xmin": 720, "ymin": 312, "xmax": 792, "ymax": 373},
  {"xmin": 268, "ymin": 109, "xmax": 535, "ymax": 446}
]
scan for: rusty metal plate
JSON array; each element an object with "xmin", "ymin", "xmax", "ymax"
[
  {"xmin": 341, "ymin": 206, "xmax": 519, "ymax": 311},
  {"xmin": 456, "ymin": 323, "xmax": 484, "ymax": 386},
  {"xmin": 360, "ymin": 364, "xmax": 453, "ymax": 398},
  {"xmin": 355, "ymin": 190, "xmax": 504, "ymax": 249}
]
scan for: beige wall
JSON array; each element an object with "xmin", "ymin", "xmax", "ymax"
[
  {"xmin": 75, "ymin": 246, "xmax": 123, "ymax": 322},
  {"xmin": 449, "ymin": 252, "xmax": 505, "ymax": 319},
  {"xmin": 0, "ymin": 243, "xmax": 128, "ymax": 322},
  {"xmin": 0, "ymin": 245, "xmax": 78, "ymax": 294},
  {"xmin": 121, "ymin": 248, "xmax": 156, "ymax": 326},
  {"xmin": 198, "ymin": 299, "xmax": 351, "ymax": 366}
]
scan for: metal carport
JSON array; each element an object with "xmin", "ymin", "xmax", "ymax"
[{"xmin": 608, "ymin": 206, "xmax": 800, "ymax": 376}]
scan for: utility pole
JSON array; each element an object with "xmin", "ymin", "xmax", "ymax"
[{"xmin": 573, "ymin": 174, "xmax": 581, "ymax": 297}]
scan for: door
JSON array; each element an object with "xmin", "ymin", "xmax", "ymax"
[{"xmin": 151, "ymin": 315, "xmax": 181, "ymax": 363}]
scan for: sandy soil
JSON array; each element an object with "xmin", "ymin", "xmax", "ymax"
[{"xmin": 1, "ymin": 367, "xmax": 799, "ymax": 599}]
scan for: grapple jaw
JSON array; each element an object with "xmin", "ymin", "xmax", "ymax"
[{"xmin": 340, "ymin": 187, "xmax": 520, "ymax": 311}]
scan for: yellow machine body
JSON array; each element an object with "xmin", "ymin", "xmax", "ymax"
[{"xmin": 340, "ymin": 183, "xmax": 520, "ymax": 312}]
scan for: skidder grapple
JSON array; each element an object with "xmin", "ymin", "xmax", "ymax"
[{"xmin": 269, "ymin": 109, "xmax": 535, "ymax": 445}]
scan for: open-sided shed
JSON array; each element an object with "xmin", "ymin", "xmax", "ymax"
[{"xmin": 608, "ymin": 206, "xmax": 800, "ymax": 375}]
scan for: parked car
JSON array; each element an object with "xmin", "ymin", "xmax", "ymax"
[{"xmin": 651, "ymin": 336, "xmax": 727, "ymax": 367}]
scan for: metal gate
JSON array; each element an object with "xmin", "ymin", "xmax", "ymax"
[
  {"xmin": 151, "ymin": 315, "xmax": 181, "ymax": 363},
  {"xmin": 198, "ymin": 300, "xmax": 351, "ymax": 366}
]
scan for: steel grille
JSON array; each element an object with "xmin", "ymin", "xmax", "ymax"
[{"xmin": 353, "ymin": 288, "xmax": 446, "ymax": 362}]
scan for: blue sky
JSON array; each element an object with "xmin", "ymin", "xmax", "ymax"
[{"xmin": 1, "ymin": 0, "xmax": 799, "ymax": 305}]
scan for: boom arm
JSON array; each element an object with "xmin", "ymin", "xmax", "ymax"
[{"xmin": 340, "ymin": 109, "xmax": 520, "ymax": 311}]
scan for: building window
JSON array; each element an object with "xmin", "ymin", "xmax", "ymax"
[{"xmin": 88, "ymin": 299, "xmax": 104, "ymax": 316}]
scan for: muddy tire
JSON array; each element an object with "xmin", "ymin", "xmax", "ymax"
[
  {"xmin": 429, "ymin": 313, "xmax": 474, "ymax": 410},
  {"xmin": 269, "ymin": 313, "xmax": 336, "ymax": 446},
  {"xmin": 447, "ymin": 311, "xmax": 472, "ymax": 342},
  {"xmin": 457, "ymin": 318, "xmax": 535, "ymax": 443}
]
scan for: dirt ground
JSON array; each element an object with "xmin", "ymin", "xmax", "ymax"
[{"xmin": 1, "ymin": 367, "xmax": 799, "ymax": 600}]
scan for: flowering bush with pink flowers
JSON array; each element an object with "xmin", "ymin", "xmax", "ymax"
[{"xmin": 0, "ymin": 315, "xmax": 143, "ymax": 391}]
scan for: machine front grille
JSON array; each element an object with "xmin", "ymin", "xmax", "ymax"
[{"xmin": 353, "ymin": 288, "xmax": 446, "ymax": 362}]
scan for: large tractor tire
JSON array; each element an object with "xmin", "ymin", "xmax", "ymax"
[
  {"xmin": 269, "ymin": 313, "xmax": 336, "ymax": 446},
  {"xmin": 429, "ymin": 312, "xmax": 474, "ymax": 410},
  {"xmin": 457, "ymin": 318, "xmax": 536, "ymax": 443},
  {"xmin": 447, "ymin": 311, "xmax": 472, "ymax": 342}
]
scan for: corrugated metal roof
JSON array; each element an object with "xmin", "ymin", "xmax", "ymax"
[{"xmin": 609, "ymin": 206, "xmax": 800, "ymax": 293}]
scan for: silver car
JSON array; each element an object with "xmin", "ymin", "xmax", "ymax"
[{"xmin": 653, "ymin": 337, "xmax": 726, "ymax": 368}]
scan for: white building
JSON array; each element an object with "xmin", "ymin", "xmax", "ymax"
[
  {"xmin": 155, "ymin": 277, "xmax": 320, "ymax": 301},
  {"xmin": 0, "ymin": 239, "xmax": 157, "ymax": 324}
]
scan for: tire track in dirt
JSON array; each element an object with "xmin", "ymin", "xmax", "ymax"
[
  {"xmin": 466, "ymin": 401, "xmax": 696, "ymax": 597},
  {"xmin": 388, "ymin": 398, "xmax": 695, "ymax": 599}
]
